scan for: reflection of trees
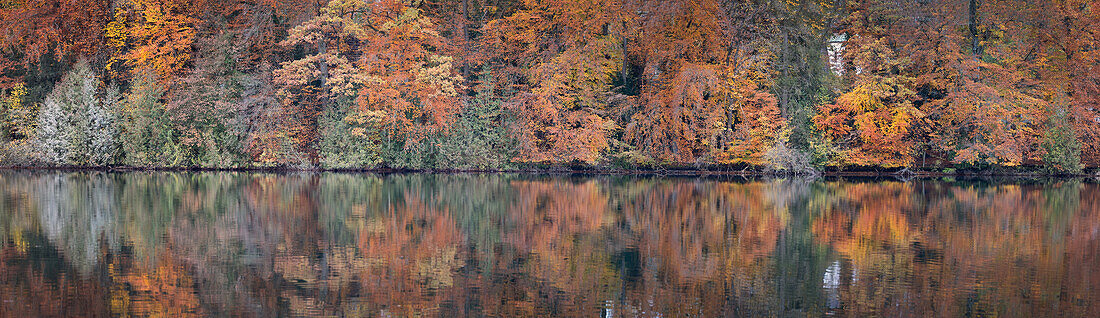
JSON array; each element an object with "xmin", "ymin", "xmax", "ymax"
[
  {"xmin": 810, "ymin": 180, "xmax": 1100, "ymax": 317},
  {"xmin": 31, "ymin": 172, "xmax": 119, "ymax": 273},
  {"xmin": 608, "ymin": 178, "xmax": 793, "ymax": 316},
  {"xmin": 1, "ymin": 171, "xmax": 1098, "ymax": 316},
  {"xmin": 0, "ymin": 231, "xmax": 110, "ymax": 316}
]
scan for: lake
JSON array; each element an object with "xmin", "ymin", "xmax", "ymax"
[{"xmin": 0, "ymin": 171, "xmax": 1097, "ymax": 317}]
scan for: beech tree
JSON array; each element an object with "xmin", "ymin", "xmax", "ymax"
[
  {"xmin": 482, "ymin": 0, "xmax": 627, "ymax": 164},
  {"xmin": 105, "ymin": 0, "xmax": 201, "ymax": 81},
  {"xmin": 0, "ymin": 0, "xmax": 1094, "ymax": 171},
  {"xmin": 274, "ymin": 0, "xmax": 463, "ymax": 167},
  {"xmin": 622, "ymin": 0, "xmax": 787, "ymax": 165},
  {"xmin": 0, "ymin": 0, "xmax": 110, "ymax": 88}
]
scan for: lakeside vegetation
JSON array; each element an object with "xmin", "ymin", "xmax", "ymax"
[{"xmin": 0, "ymin": 0, "xmax": 1098, "ymax": 174}]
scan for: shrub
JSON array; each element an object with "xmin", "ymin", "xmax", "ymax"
[
  {"xmin": 765, "ymin": 139, "xmax": 818, "ymax": 175},
  {"xmin": 1042, "ymin": 106, "xmax": 1083, "ymax": 174}
]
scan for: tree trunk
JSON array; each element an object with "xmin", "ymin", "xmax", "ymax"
[
  {"xmin": 462, "ymin": 0, "xmax": 471, "ymax": 81},
  {"xmin": 969, "ymin": 0, "xmax": 982, "ymax": 57}
]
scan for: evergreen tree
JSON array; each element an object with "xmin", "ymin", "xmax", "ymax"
[
  {"xmin": 37, "ymin": 95, "xmax": 70, "ymax": 164},
  {"xmin": 87, "ymin": 85, "xmax": 118, "ymax": 166},
  {"xmin": 437, "ymin": 73, "xmax": 515, "ymax": 170},
  {"xmin": 118, "ymin": 69, "xmax": 178, "ymax": 167},
  {"xmin": 35, "ymin": 61, "xmax": 101, "ymax": 166}
]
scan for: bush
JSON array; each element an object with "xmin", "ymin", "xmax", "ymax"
[
  {"xmin": 765, "ymin": 139, "xmax": 818, "ymax": 175},
  {"xmin": 436, "ymin": 79, "xmax": 515, "ymax": 171},
  {"xmin": 319, "ymin": 99, "xmax": 382, "ymax": 169},
  {"xmin": 1042, "ymin": 106, "xmax": 1083, "ymax": 174}
]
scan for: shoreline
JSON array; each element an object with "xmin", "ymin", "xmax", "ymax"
[{"xmin": 2, "ymin": 165, "xmax": 1097, "ymax": 178}]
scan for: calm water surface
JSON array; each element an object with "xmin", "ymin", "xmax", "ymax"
[{"xmin": 0, "ymin": 172, "xmax": 1098, "ymax": 317}]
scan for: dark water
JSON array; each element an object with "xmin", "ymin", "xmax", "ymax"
[{"xmin": 0, "ymin": 172, "xmax": 1098, "ymax": 317}]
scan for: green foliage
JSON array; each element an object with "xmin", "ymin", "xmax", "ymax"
[
  {"xmin": 768, "ymin": 0, "xmax": 843, "ymax": 150},
  {"xmin": 378, "ymin": 133, "xmax": 437, "ymax": 170},
  {"xmin": 34, "ymin": 61, "xmax": 116, "ymax": 166},
  {"xmin": 1042, "ymin": 106, "xmax": 1083, "ymax": 174},
  {"xmin": 436, "ymin": 77, "xmax": 516, "ymax": 170},
  {"xmin": 166, "ymin": 35, "xmax": 251, "ymax": 167},
  {"xmin": 118, "ymin": 70, "xmax": 178, "ymax": 167},
  {"xmin": 318, "ymin": 99, "xmax": 382, "ymax": 169}
]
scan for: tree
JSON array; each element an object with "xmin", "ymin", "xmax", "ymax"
[
  {"xmin": 118, "ymin": 69, "xmax": 178, "ymax": 166},
  {"xmin": 0, "ymin": 0, "xmax": 110, "ymax": 88},
  {"xmin": 106, "ymin": 0, "xmax": 201, "ymax": 81},
  {"xmin": 87, "ymin": 84, "xmax": 118, "ymax": 166},
  {"xmin": 506, "ymin": 36, "xmax": 622, "ymax": 164},
  {"xmin": 166, "ymin": 35, "xmax": 250, "ymax": 167},
  {"xmin": 0, "ymin": 83, "xmax": 33, "ymax": 148},
  {"xmin": 811, "ymin": 0, "xmax": 928, "ymax": 168},
  {"xmin": 1045, "ymin": 0, "xmax": 1100, "ymax": 167},
  {"xmin": 482, "ymin": 0, "xmax": 627, "ymax": 164},
  {"xmin": 768, "ymin": 0, "xmax": 845, "ymax": 150},
  {"xmin": 318, "ymin": 97, "xmax": 383, "ymax": 169},
  {"xmin": 348, "ymin": 1, "xmax": 464, "ymax": 167},
  {"xmin": 814, "ymin": 76, "xmax": 924, "ymax": 167},
  {"xmin": 1042, "ymin": 103, "xmax": 1083, "ymax": 173},
  {"xmin": 34, "ymin": 61, "xmax": 103, "ymax": 166},
  {"xmin": 36, "ymin": 90, "xmax": 71, "ymax": 164},
  {"xmin": 275, "ymin": 0, "xmax": 464, "ymax": 167},
  {"xmin": 621, "ymin": 0, "xmax": 786, "ymax": 165},
  {"xmin": 924, "ymin": 0, "xmax": 1047, "ymax": 167},
  {"xmin": 269, "ymin": 0, "xmax": 360, "ymax": 164},
  {"xmin": 436, "ymin": 71, "xmax": 516, "ymax": 170}
]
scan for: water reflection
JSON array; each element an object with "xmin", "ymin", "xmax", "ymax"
[{"xmin": 0, "ymin": 172, "xmax": 1097, "ymax": 316}]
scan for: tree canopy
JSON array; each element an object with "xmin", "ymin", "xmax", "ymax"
[{"xmin": 0, "ymin": 0, "xmax": 1096, "ymax": 173}]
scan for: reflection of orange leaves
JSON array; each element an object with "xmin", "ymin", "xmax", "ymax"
[
  {"xmin": 0, "ymin": 245, "xmax": 111, "ymax": 316},
  {"xmin": 506, "ymin": 180, "xmax": 612, "ymax": 252},
  {"xmin": 357, "ymin": 196, "xmax": 461, "ymax": 262},
  {"xmin": 808, "ymin": 180, "xmax": 1099, "ymax": 316},
  {"xmin": 354, "ymin": 191, "xmax": 461, "ymax": 292},
  {"xmin": 110, "ymin": 252, "xmax": 202, "ymax": 317},
  {"xmin": 622, "ymin": 181, "xmax": 785, "ymax": 280}
]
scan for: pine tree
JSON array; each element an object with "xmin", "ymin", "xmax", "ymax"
[
  {"xmin": 37, "ymin": 95, "xmax": 71, "ymax": 165},
  {"xmin": 87, "ymin": 85, "xmax": 118, "ymax": 166},
  {"xmin": 34, "ymin": 61, "xmax": 106, "ymax": 166}
]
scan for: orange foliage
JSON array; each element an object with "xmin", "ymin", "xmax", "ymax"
[
  {"xmin": 484, "ymin": 0, "xmax": 626, "ymax": 164},
  {"xmin": 351, "ymin": 1, "xmax": 463, "ymax": 140},
  {"xmin": 814, "ymin": 76, "xmax": 924, "ymax": 167},
  {"xmin": 271, "ymin": 0, "xmax": 463, "ymax": 163},
  {"xmin": 107, "ymin": 0, "xmax": 202, "ymax": 82},
  {"xmin": 0, "ymin": 0, "xmax": 110, "ymax": 87},
  {"xmin": 623, "ymin": 0, "xmax": 786, "ymax": 164}
]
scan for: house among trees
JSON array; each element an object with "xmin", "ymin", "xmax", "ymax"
[{"xmin": 827, "ymin": 33, "xmax": 847, "ymax": 76}]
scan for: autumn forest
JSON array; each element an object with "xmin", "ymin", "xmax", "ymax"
[{"xmin": 0, "ymin": 0, "xmax": 1098, "ymax": 173}]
